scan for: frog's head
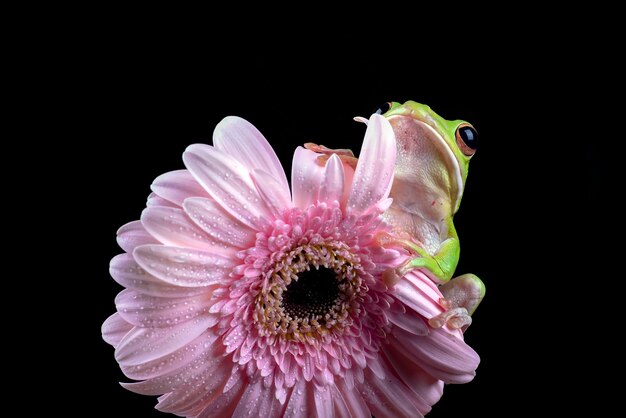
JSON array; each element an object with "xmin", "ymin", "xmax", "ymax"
[{"xmin": 378, "ymin": 100, "xmax": 478, "ymax": 214}]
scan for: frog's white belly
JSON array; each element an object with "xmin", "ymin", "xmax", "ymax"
[{"xmin": 383, "ymin": 205, "xmax": 443, "ymax": 256}]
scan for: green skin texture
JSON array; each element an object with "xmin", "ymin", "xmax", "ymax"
[{"xmin": 382, "ymin": 101, "xmax": 485, "ymax": 325}]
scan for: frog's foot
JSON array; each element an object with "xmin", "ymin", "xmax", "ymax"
[
  {"xmin": 429, "ymin": 305, "xmax": 472, "ymax": 330},
  {"xmin": 429, "ymin": 274, "xmax": 485, "ymax": 332}
]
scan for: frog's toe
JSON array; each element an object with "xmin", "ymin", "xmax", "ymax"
[{"xmin": 429, "ymin": 307, "xmax": 472, "ymax": 331}]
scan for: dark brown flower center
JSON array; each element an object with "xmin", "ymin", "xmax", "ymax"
[
  {"xmin": 254, "ymin": 241, "xmax": 366, "ymax": 343},
  {"xmin": 282, "ymin": 267, "xmax": 340, "ymax": 320}
]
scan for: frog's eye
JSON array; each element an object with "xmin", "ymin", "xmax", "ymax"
[
  {"xmin": 376, "ymin": 102, "xmax": 392, "ymax": 115},
  {"xmin": 455, "ymin": 123, "xmax": 478, "ymax": 157}
]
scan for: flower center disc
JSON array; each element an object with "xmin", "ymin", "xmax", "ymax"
[
  {"xmin": 282, "ymin": 267, "xmax": 340, "ymax": 320},
  {"xmin": 254, "ymin": 242, "xmax": 365, "ymax": 343}
]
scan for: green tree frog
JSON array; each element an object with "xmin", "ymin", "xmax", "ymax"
[
  {"xmin": 376, "ymin": 100, "xmax": 485, "ymax": 331},
  {"xmin": 306, "ymin": 101, "xmax": 485, "ymax": 331}
]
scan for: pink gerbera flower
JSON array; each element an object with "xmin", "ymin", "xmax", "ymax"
[{"xmin": 102, "ymin": 114, "xmax": 479, "ymax": 417}]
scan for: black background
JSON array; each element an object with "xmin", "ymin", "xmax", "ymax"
[{"xmin": 56, "ymin": 33, "xmax": 590, "ymax": 417}]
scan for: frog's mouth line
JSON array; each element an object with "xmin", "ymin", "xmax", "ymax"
[{"xmin": 387, "ymin": 115, "xmax": 465, "ymax": 211}]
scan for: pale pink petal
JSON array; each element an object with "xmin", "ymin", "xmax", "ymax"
[
  {"xmin": 116, "ymin": 221, "xmax": 159, "ymax": 253},
  {"xmin": 146, "ymin": 192, "xmax": 178, "ymax": 208},
  {"xmin": 133, "ymin": 244, "xmax": 236, "ymax": 287},
  {"xmin": 141, "ymin": 206, "xmax": 236, "ymax": 256},
  {"xmin": 334, "ymin": 380, "xmax": 371, "ymax": 417},
  {"xmin": 213, "ymin": 116, "xmax": 290, "ymax": 193},
  {"xmin": 387, "ymin": 306, "xmax": 429, "ymax": 336},
  {"xmin": 194, "ymin": 373, "xmax": 247, "ymax": 418},
  {"xmin": 115, "ymin": 314, "xmax": 216, "ymax": 366},
  {"xmin": 231, "ymin": 378, "xmax": 276, "ymax": 417},
  {"xmin": 155, "ymin": 352, "xmax": 232, "ymax": 415},
  {"xmin": 405, "ymin": 270, "xmax": 444, "ymax": 303},
  {"xmin": 122, "ymin": 354, "xmax": 215, "ymax": 396},
  {"xmin": 359, "ymin": 367, "xmax": 425, "ymax": 418},
  {"xmin": 151, "ymin": 169, "xmax": 210, "ymax": 206},
  {"xmin": 331, "ymin": 386, "xmax": 350, "ymax": 417},
  {"xmin": 258, "ymin": 394, "xmax": 280, "ymax": 417},
  {"xmin": 121, "ymin": 330, "xmax": 220, "ymax": 380},
  {"xmin": 393, "ymin": 271, "xmax": 445, "ymax": 319},
  {"xmin": 250, "ymin": 169, "xmax": 292, "ymax": 218},
  {"xmin": 183, "ymin": 197, "xmax": 256, "ymax": 249},
  {"xmin": 391, "ymin": 326, "xmax": 479, "ymax": 384},
  {"xmin": 284, "ymin": 380, "xmax": 313, "ymax": 418},
  {"xmin": 347, "ymin": 113, "xmax": 396, "ymax": 215},
  {"xmin": 183, "ymin": 144, "xmax": 272, "ymax": 229},
  {"xmin": 367, "ymin": 246, "xmax": 408, "ymax": 277},
  {"xmin": 115, "ymin": 289, "xmax": 213, "ymax": 328},
  {"xmin": 110, "ymin": 254, "xmax": 209, "ymax": 298},
  {"xmin": 383, "ymin": 344, "xmax": 444, "ymax": 414},
  {"xmin": 318, "ymin": 153, "xmax": 346, "ymax": 207},
  {"xmin": 313, "ymin": 386, "xmax": 334, "ymax": 418},
  {"xmin": 291, "ymin": 146, "xmax": 324, "ymax": 209},
  {"xmin": 102, "ymin": 312, "xmax": 133, "ymax": 348}
]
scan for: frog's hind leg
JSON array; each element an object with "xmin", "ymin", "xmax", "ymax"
[{"xmin": 429, "ymin": 274, "xmax": 485, "ymax": 332}]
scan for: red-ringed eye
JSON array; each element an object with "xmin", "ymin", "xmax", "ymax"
[{"xmin": 455, "ymin": 123, "xmax": 478, "ymax": 156}]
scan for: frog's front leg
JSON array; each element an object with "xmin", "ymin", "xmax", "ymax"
[
  {"xmin": 428, "ymin": 274, "xmax": 485, "ymax": 331},
  {"xmin": 381, "ymin": 223, "xmax": 485, "ymax": 331},
  {"xmin": 388, "ymin": 236, "xmax": 460, "ymax": 285}
]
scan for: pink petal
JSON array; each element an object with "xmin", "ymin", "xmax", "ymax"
[
  {"xmin": 383, "ymin": 344, "xmax": 443, "ymax": 414},
  {"xmin": 213, "ymin": 116, "xmax": 289, "ymax": 194},
  {"xmin": 393, "ymin": 271, "xmax": 445, "ymax": 319},
  {"xmin": 387, "ymin": 306, "xmax": 429, "ymax": 336},
  {"xmin": 318, "ymin": 153, "xmax": 346, "ymax": 207},
  {"xmin": 146, "ymin": 192, "xmax": 178, "ymax": 208},
  {"xmin": 115, "ymin": 314, "xmax": 216, "ymax": 366},
  {"xmin": 116, "ymin": 221, "xmax": 159, "ymax": 253},
  {"xmin": 183, "ymin": 144, "xmax": 271, "ymax": 230},
  {"xmin": 223, "ymin": 324, "xmax": 247, "ymax": 353},
  {"xmin": 151, "ymin": 169, "xmax": 210, "ymax": 206},
  {"xmin": 194, "ymin": 373, "xmax": 247, "ymax": 418},
  {"xmin": 133, "ymin": 244, "xmax": 236, "ymax": 287},
  {"xmin": 284, "ymin": 380, "xmax": 313, "ymax": 418},
  {"xmin": 256, "ymin": 389, "xmax": 280, "ymax": 416},
  {"xmin": 183, "ymin": 197, "xmax": 256, "ymax": 250},
  {"xmin": 122, "ymin": 353, "xmax": 214, "ymax": 396},
  {"xmin": 331, "ymin": 387, "xmax": 350, "ymax": 417},
  {"xmin": 365, "ymin": 354, "xmax": 387, "ymax": 380},
  {"xmin": 391, "ymin": 326, "xmax": 479, "ymax": 384},
  {"xmin": 250, "ymin": 169, "xmax": 292, "ymax": 219},
  {"xmin": 110, "ymin": 254, "xmax": 209, "ymax": 298},
  {"xmin": 313, "ymin": 386, "xmax": 333, "ymax": 418},
  {"xmin": 141, "ymin": 206, "xmax": 236, "ymax": 256},
  {"xmin": 120, "ymin": 329, "xmax": 219, "ymax": 380},
  {"xmin": 102, "ymin": 312, "xmax": 133, "ymax": 348},
  {"xmin": 347, "ymin": 114, "xmax": 396, "ymax": 215},
  {"xmin": 291, "ymin": 146, "xmax": 324, "ymax": 209},
  {"xmin": 358, "ymin": 367, "xmax": 425, "ymax": 418},
  {"xmin": 231, "ymin": 378, "xmax": 278, "ymax": 417},
  {"xmin": 155, "ymin": 353, "xmax": 232, "ymax": 415},
  {"xmin": 334, "ymin": 380, "xmax": 371, "ymax": 417},
  {"xmin": 115, "ymin": 289, "xmax": 213, "ymax": 328},
  {"xmin": 405, "ymin": 270, "xmax": 444, "ymax": 303}
]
